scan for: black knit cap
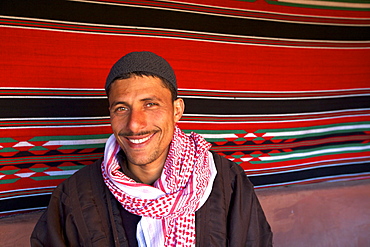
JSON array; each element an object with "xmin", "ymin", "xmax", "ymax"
[{"xmin": 105, "ymin": 51, "xmax": 177, "ymax": 93}]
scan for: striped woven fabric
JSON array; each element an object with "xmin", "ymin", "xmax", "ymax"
[{"xmin": 0, "ymin": 0, "xmax": 369, "ymax": 216}]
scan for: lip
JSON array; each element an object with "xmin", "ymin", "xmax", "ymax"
[{"xmin": 125, "ymin": 132, "xmax": 156, "ymax": 147}]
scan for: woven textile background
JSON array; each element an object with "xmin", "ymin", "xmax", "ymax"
[{"xmin": 1, "ymin": 0, "xmax": 369, "ymax": 216}]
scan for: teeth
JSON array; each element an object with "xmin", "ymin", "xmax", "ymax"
[{"xmin": 129, "ymin": 136, "xmax": 151, "ymax": 144}]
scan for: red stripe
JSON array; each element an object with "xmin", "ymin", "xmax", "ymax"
[
  {"xmin": 179, "ymin": 115, "xmax": 370, "ymax": 130},
  {"xmin": 241, "ymin": 151, "xmax": 370, "ymax": 170},
  {"xmin": 1, "ymin": 27, "xmax": 369, "ymax": 91},
  {"xmin": 1, "ymin": 126, "xmax": 112, "ymax": 138},
  {"xmin": 97, "ymin": 0, "xmax": 370, "ymax": 18}
]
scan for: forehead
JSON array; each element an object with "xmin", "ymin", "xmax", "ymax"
[{"xmin": 108, "ymin": 75, "xmax": 170, "ymax": 100}]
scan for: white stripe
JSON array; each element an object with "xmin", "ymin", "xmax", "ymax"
[
  {"xmin": 0, "ymin": 116, "xmax": 109, "ymax": 121},
  {"xmin": 0, "ymin": 95, "xmax": 106, "ymax": 99},
  {"xmin": 3, "ymin": 25, "xmax": 369, "ymax": 50},
  {"xmin": 2, "ymin": 109, "xmax": 366, "ymax": 125},
  {"xmin": 4, "ymin": 94, "xmax": 370, "ymax": 100},
  {"xmin": 43, "ymin": 138, "xmax": 108, "ymax": 146},
  {"xmin": 2, "ymin": 86, "xmax": 370, "ymax": 94},
  {"xmin": 181, "ymin": 92, "xmax": 369, "ymax": 100},
  {"xmin": 0, "ymin": 207, "xmax": 48, "ymax": 214},
  {"xmin": 2, "ymin": 93, "xmax": 369, "ymax": 100},
  {"xmin": 3, "ymin": 15, "xmax": 369, "ymax": 42},
  {"xmin": 254, "ymin": 172, "xmax": 370, "ymax": 189},
  {"xmin": 247, "ymin": 157, "xmax": 370, "ymax": 176},
  {"xmin": 198, "ymin": 133, "xmax": 238, "ymax": 139},
  {"xmin": 0, "ymin": 124, "xmax": 111, "ymax": 130},
  {"xmin": 0, "ymin": 86, "xmax": 103, "ymax": 91},
  {"xmin": 13, "ymin": 141, "xmax": 34, "ymax": 148},
  {"xmin": 68, "ymin": 0, "xmax": 370, "ymax": 26},
  {"xmin": 182, "ymin": 108, "xmax": 370, "ymax": 118},
  {"xmin": 180, "ymin": 87, "xmax": 370, "ymax": 94},
  {"xmin": 263, "ymin": 123, "xmax": 370, "ymax": 137},
  {"xmin": 180, "ymin": 110, "xmax": 370, "ymax": 124},
  {"xmin": 180, "ymin": 93, "xmax": 370, "ymax": 100},
  {"xmin": 44, "ymin": 170, "xmax": 79, "ymax": 176},
  {"xmin": 241, "ymin": 157, "xmax": 253, "ymax": 162},
  {"xmin": 279, "ymin": 0, "xmax": 370, "ymax": 8},
  {"xmin": 0, "ymin": 186, "xmax": 56, "ymax": 195},
  {"xmin": 259, "ymin": 144, "xmax": 370, "ymax": 161},
  {"xmin": 247, "ymin": 156, "xmax": 370, "ymax": 172},
  {"xmin": 0, "ymin": 192, "xmax": 52, "ymax": 201},
  {"xmin": 2, "ymin": 86, "xmax": 370, "ymax": 100},
  {"xmin": 14, "ymin": 172, "xmax": 36, "ymax": 178}
]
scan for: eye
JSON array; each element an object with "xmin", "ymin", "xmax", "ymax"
[
  {"xmin": 146, "ymin": 102, "xmax": 159, "ymax": 107},
  {"xmin": 115, "ymin": 106, "xmax": 127, "ymax": 112}
]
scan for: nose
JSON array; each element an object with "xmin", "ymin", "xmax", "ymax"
[{"xmin": 126, "ymin": 107, "xmax": 147, "ymax": 134}]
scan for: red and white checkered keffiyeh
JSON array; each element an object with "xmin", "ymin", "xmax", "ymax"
[{"xmin": 101, "ymin": 125, "xmax": 217, "ymax": 246}]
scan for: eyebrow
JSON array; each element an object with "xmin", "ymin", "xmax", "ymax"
[
  {"xmin": 110, "ymin": 96, "xmax": 163, "ymax": 108},
  {"xmin": 140, "ymin": 96, "xmax": 163, "ymax": 102},
  {"xmin": 110, "ymin": 101, "xmax": 127, "ymax": 108}
]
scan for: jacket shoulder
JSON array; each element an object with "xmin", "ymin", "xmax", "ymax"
[
  {"xmin": 56, "ymin": 158, "xmax": 103, "ymax": 194},
  {"xmin": 210, "ymin": 151, "xmax": 252, "ymax": 187},
  {"xmin": 31, "ymin": 158, "xmax": 125, "ymax": 246}
]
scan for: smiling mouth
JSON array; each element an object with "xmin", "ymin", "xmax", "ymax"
[
  {"xmin": 128, "ymin": 135, "xmax": 152, "ymax": 144},
  {"xmin": 125, "ymin": 131, "xmax": 157, "ymax": 145}
]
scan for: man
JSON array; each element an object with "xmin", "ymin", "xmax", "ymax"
[{"xmin": 31, "ymin": 51, "xmax": 272, "ymax": 246}]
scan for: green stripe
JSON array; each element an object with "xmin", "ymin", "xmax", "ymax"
[
  {"xmin": 205, "ymin": 138, "xmax": 230, "ymax": 142},
  {"xmin": 183, "ymin": 129, "xmax": 246, "ymax": 134},
  {"xmin": 0, "ymin": 154, "xmax": 102, "ymax": 165},
  {"xmin": 59, "ymin": 165, "xmax": 85, "ymax": 171},
  {"xmin": 0, "ymin": 169, "xmax": 20, "ymax": 175},
  {"xmin": 30, "ymin": 134, "xmax": 110, "ymax": 142},
  {"xmin": 0, "ymin": 138, "xmax": 17, "ymax": 143},
  {"xmin": 0, "ymin": 178, "xmax": 20, "ymax": 184},
  {"xmin": 31, "ymin": 175, "xmax": 71, "ymax": 181},
  {"xmin": 0, "ymin": 91, "xmax": 105, "ymax": 96},
  {"xmin": 29, "ymin": 168, "xmax": 48, "ymax": 172},
  {"xmin": 0, "ymin": 120, "xmax": 109, "ymax": 126},
  {"xmin": 256, "ymin": 121, "xmax": 369, "ymax": 133},
  {"xmin": 318, "ymin": 0, "xmax": 370, "ymax": 3},
  {"xmin": 58, "ymin": 144, "xmax": 105, "ymax": 150},
  {"xmin": 265, "ymin": 0, "xmax": 370, "ymax": 11},
  {"xmin": 268, "ymin": 143, "xmax": 368, "ymax": 156},
  {"xmin": 251, "ymin": 143, "xmax": 370, "ymax": 164},
  {"xmin": 0, "ymin": 147, "xmax": 19, "ymax": 153},
  {"xmin": 29, "ymin": 146, "xmax": 49, "ymax": 151},
  {"xmin": 257, "ymin": 122, "xmax": 370, "ymax": 139}
]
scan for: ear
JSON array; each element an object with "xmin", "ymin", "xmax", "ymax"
[{"xmin": 173, "ymin": 98, "xmax": 185, "ymax": 123}]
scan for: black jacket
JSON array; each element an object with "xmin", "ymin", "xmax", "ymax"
[{"xmin": 31, "ymin": 152, "xmax": 272, "ymax": 246}]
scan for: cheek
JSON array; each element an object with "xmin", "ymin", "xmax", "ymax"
[
  {"xmin": 110, "ymin": 115, "xmax": 124, "ymax": 132},
  {"xmin": 158, "ymin": 114, "xmax": 176, "ymax": 130}
]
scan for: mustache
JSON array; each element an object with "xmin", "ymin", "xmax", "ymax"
[{"xmin": 118, "ymin": 130, "xmax": 157, "ymax": 137}]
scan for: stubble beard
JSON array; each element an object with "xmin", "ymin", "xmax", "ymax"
[
  {"xmin": 126, "ymin": 149, "xmax": 162, "ymax": 167},
  {"xmin": 118, "ymin": 129, "xmax": 168, "ymax": 167}
]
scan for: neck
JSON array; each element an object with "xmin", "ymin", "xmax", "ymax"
[{"xmin": 128, "ymin": 162, "xmax": 164, "ymax": 185}]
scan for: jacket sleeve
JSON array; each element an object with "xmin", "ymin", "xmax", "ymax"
[
  {"xmin": 30, "ymin": 159, "xmax": 126, "ymax": 247},
  {"xmin": 30, "ymin": 184, "xmax": 81, "ymax": 247},
  {"xmin": 227, "ymin": 163, "xmax": 273, "ymax": 247}
]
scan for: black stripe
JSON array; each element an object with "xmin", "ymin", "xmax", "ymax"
[
  {"xmin": 0, "ymin": 153, "xmax": 104, "ymax": 169},
  {"xmin": 183, "ymin": 96, "xmax": 370, "ymax": 114},
  {"xmin": 248, "ymin": 162, "xmax": 370, "ymax": 186},
  {"xmin": 0, "ymin": 194, "xmax": 51, "ymax": 213},
  {"xmin": 1, "ymin": 0, "xmax": 369, "ymax": 40},
  {"xmin": 215, "ymin": 132, "xmax": 369, "ymax": 154},
  {"xmin": 1, "ymin": 162, "xmax": 368, "ymax": 214},
  {"xmin": 1, "ymin": 96, "xmax": 368, "ymax": 118},
  {"xmin": 0, "ymin": 98, "xmax": 109, "ymax": 118}
]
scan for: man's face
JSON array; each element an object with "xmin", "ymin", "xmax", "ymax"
[{"xmin": 108, "ymin": 75, "xmax": 184, "ymax": 168}]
